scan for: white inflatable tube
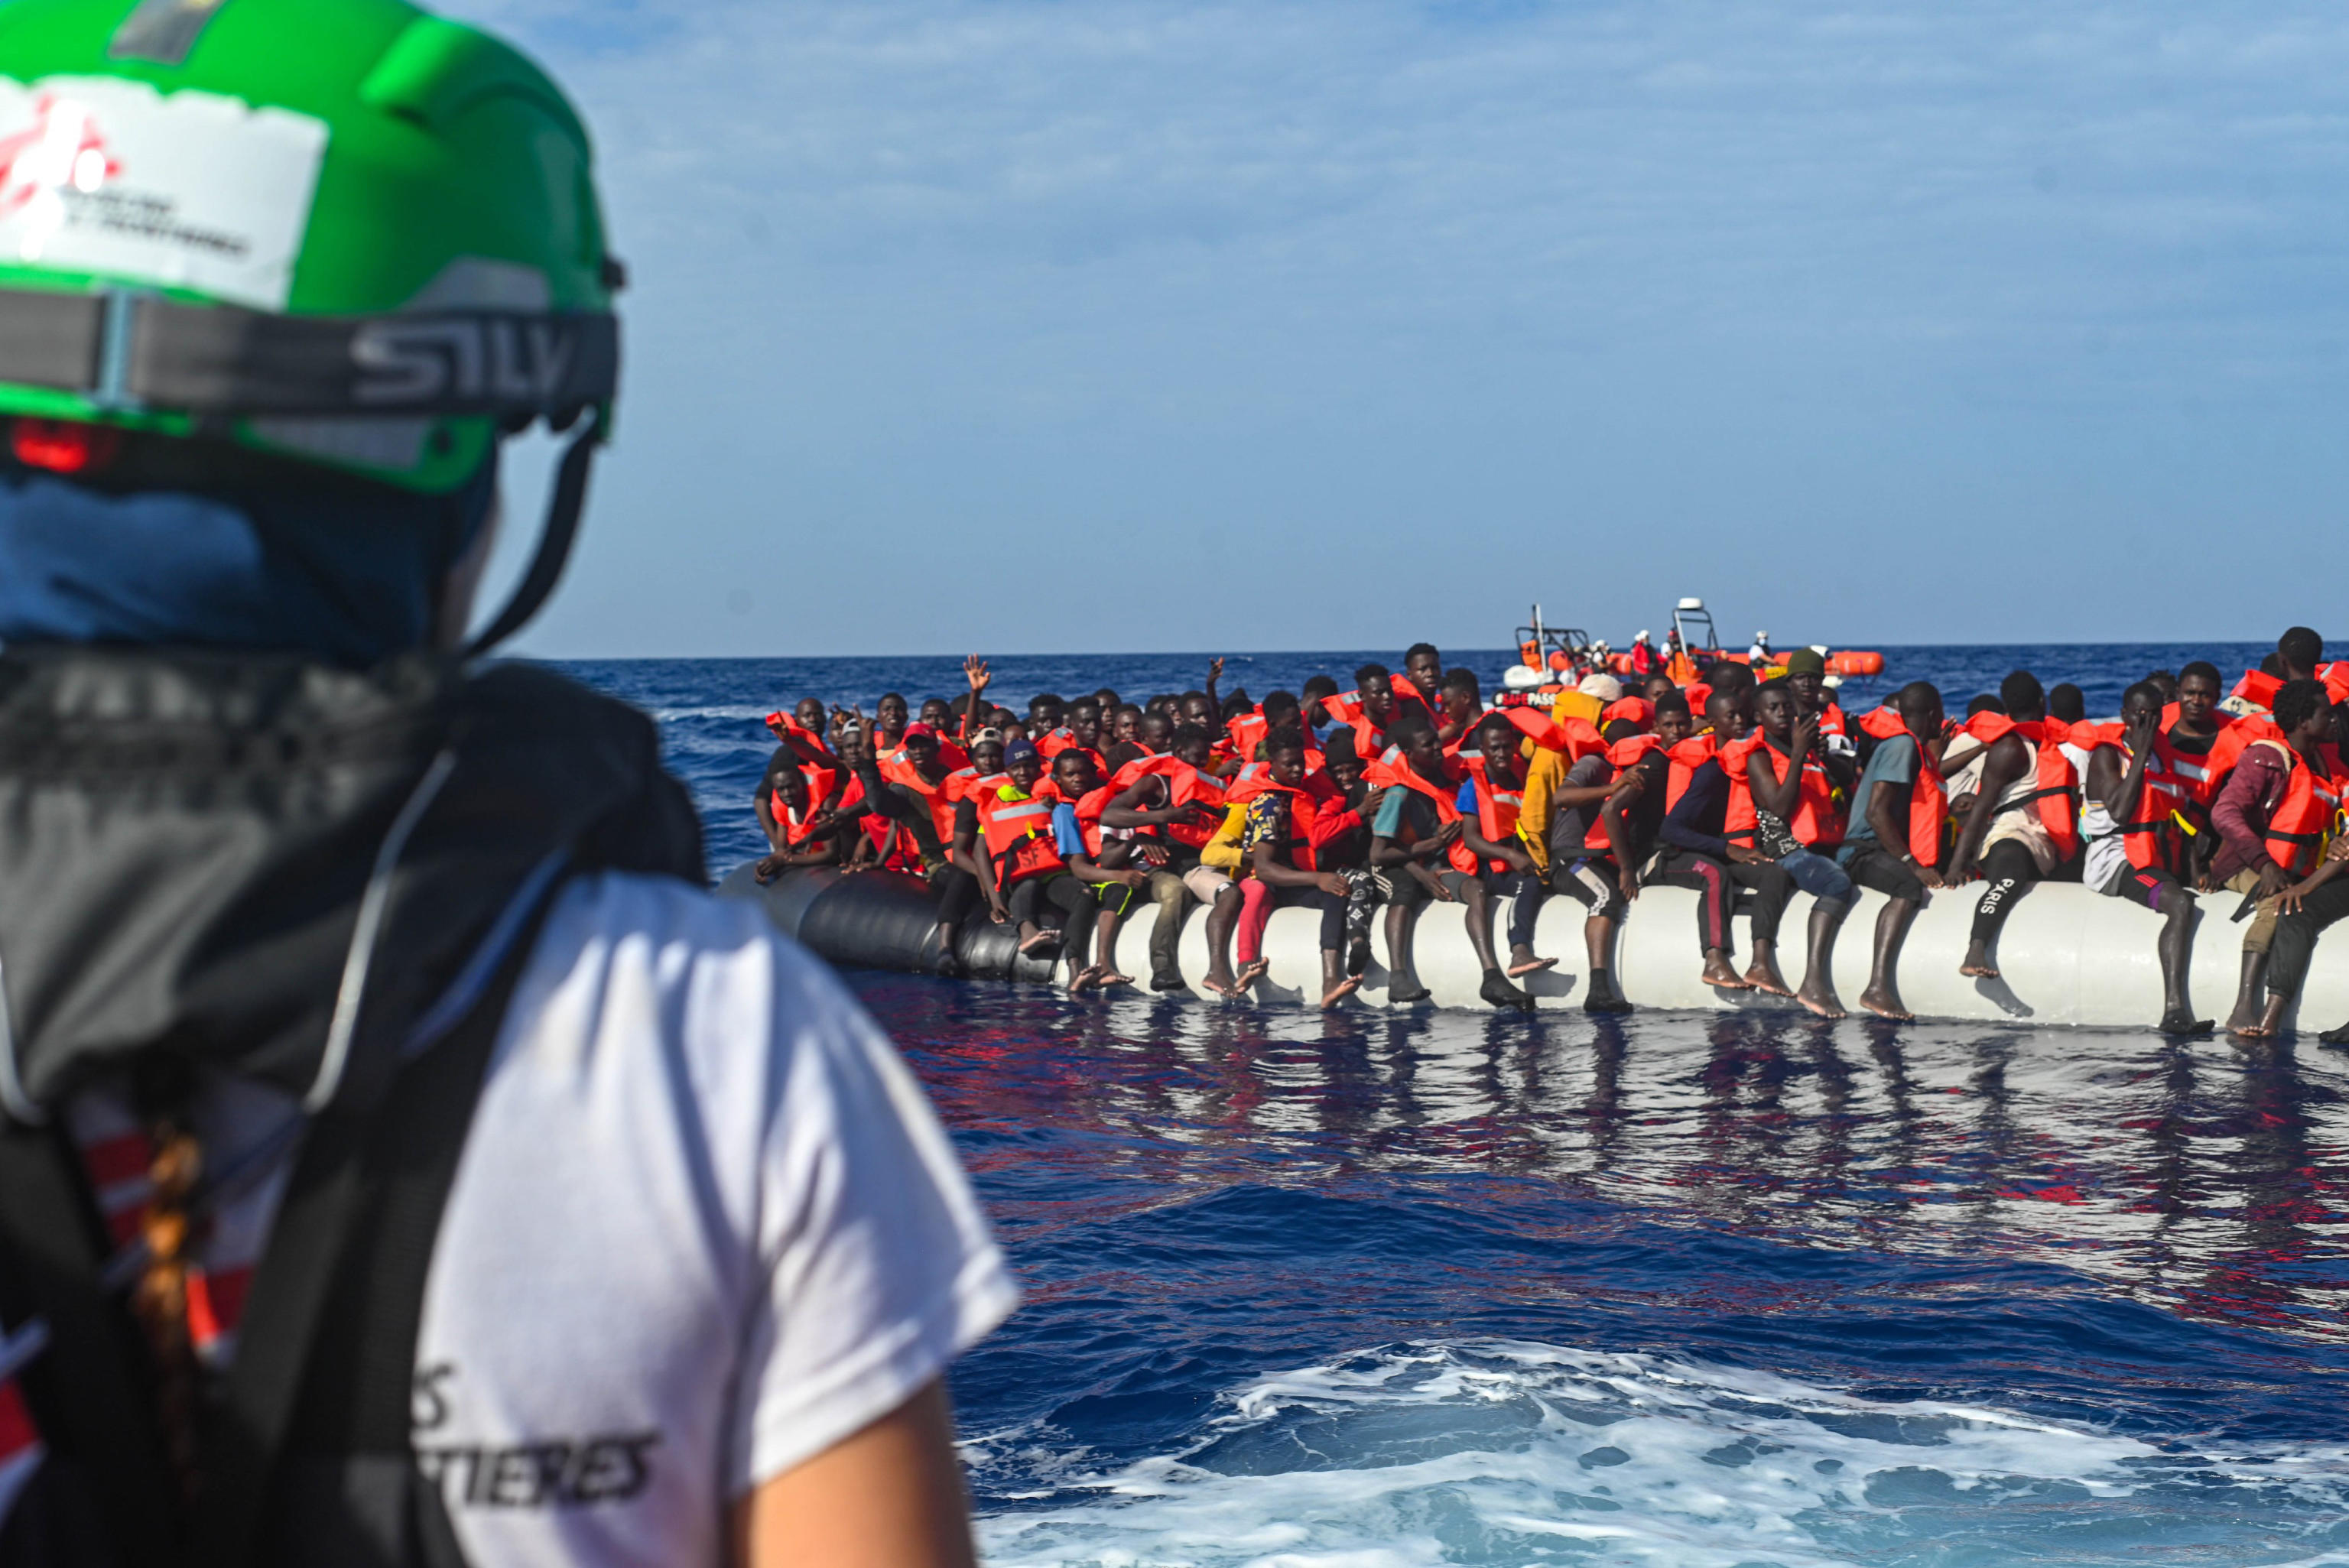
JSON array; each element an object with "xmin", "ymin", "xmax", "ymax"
[{"xmin": 1106, "ymin": 882, "xmax": 2347, "ymax": 1031}]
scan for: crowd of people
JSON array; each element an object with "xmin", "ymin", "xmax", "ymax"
[{"xmin": 750, "ymin": 631, "xmax": 2349, "ymax": 1037}]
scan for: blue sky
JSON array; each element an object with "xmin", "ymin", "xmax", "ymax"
[{"xmin": 447, "ymin": 0, "xmax": 2349, "ymax": 657}]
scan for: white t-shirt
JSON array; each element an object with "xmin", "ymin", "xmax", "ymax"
[{"xmin": 25, "ymin": 872, "xmax": 1019, "ymax": 1566}]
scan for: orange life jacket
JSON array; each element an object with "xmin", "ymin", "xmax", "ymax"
[
  {"xmin": 1065, "ymin": 785, "xmax": 1121, "ymax": 859},
  {"xmin": 2231, "ymin": 669, "xmax": 2283, "ymax": 712},
  {"xmin": 1664, "ymin": 733, "xmax": 1717, "ymax": 813},
  {"xmin": 2208, "ymin": 715, "xmax": 2279, "ymax": 782},
  {"xmin": 942, "ymin": 765, "xmax": 994, "ymax": 803},
  {"xmin": 1722, "ymin": 735, "xmax": 1844, "ymax": 851},
  {"xmin": 1226, "ymin": 710, "xmax": 1269, "ymax": 762},
  {"xmin": 1110, "ymin": 755, "xmax": 1231, "ymax": 849},
  {"xmin": 1961, "ymin": 714, "xmax": 2080, "ymax": 862},
  {"xmin": 874, "ymin": 752, "xmax": 962, "ymax": 851},
  {"xmin": 1319, "ymin": 690, "xmax": 1365, "ymax": 729},
  {"xmin": 2117, "ymin": 735, "xmax": 2194, "ymax": 873},
  {"xmin": 2260, "ymin": 742, "xmax": 2346, "ymax": 875},
  {"xmin": 1815, "ymin": 702, "xmax": 1847, "ymax": 739},
  {"xmin": 1457, "ymin": 754, "xmax": 1526, "ymax": 875},
  {"xmin": 1224, "ymin": 760, "xmax": 1278, "ymax": 795},
  {"xmin": 1581, "ymin": 735, "xmax": 1665, "ymax": 855},
  {"xmin": 1238, "ymin": 780, "xmax": 1325, "ymax": 874},
  {"xmin": 1370, "ymin": 755, "xmax": 1464, "ymax": 869},
  {"xmin": 1858, "ymin": 706, "xmax": 1907, "ymax": 742},
  {"xmin": 775, "ymin": 795, "xmax": 830, "ymax": 849},
  {"xmin": 1896, "ymin": 744, "xmax": 1947, "ymax": 866},
  {"xmin": 977, "ymin": 787, "xmax": 1064, "ymax": 885}
]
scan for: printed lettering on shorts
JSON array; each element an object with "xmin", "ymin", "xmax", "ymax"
[{"xmin": 411, "ymin": 1362, "xmax": 661, "ymax": 1511}]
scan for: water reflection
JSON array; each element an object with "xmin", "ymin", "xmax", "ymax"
[{"xmin": 879, "ymin": 976, "xmax": 2349, "ymax": 1338}]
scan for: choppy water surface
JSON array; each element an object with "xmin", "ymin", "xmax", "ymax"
[{"xmin": 564, "ymin": 646, "xmax": 2349, "ymax": 1567}]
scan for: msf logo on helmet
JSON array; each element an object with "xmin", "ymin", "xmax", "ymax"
[
  {"xmin": 351, "ymin": 317, "xmax": 580, "ymax": 409},
  {"xmin": 0, "ymin": 95, "xmax": 120, "ymax": 217}
]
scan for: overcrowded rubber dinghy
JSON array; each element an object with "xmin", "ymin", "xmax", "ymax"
[{"xmin": 718, "ymin": 862, "xmax": 2349, "ymax": 1032}]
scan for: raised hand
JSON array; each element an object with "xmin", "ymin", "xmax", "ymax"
[{"xmin": 964, "ymin": 655, "xmax": 991, "ymax": 693}]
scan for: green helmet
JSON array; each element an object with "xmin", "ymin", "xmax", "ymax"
[{"xmin": 0, "ymin": 0, "xmax": 616, "ymax": 510}]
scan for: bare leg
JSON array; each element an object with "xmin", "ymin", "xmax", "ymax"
[
  {"xmin": 1581, "ymin": 916, "xmax": 1630, "ymax": 1013},
  {"xmin": 1797, "ymin": 898, "xmax": 1850, "ymax": 1019},
  {"xmin": 1321, "ymin": 946, "xmax": 1361, "ymax": 1008},
  {"xmin": 2155, "ymin": 885, "xmax": 2211, "ymax": 1035},
  {"xmin": 2225, "ymin": 949, "xmax": 2269, "ymax": 1037},
  {"xmin": 1386, "ymin": 900, "xmax": 1429, "ymax": 1002},
  {"xmin": 1202, "ymin": 885, "xmax": 1241, "ymax": 995},
  {"xmin": 1701, "ymin": 946, "xmax": 1749, "ymax": 988},
  {"xmin": 1460, "ymin": 880, "xmax": 1501, "ymax": 972},
  {"xmin": 1087, "ymin": 906, "xmax": 1132, "ymax": 988},
  {"xmin": 1744, "ymin": 939, "xmax": 1793, "ymax": 995},
  {"xmin": 1857, "ymin": 898, "xmax": 1919, "ymax": 1021}
]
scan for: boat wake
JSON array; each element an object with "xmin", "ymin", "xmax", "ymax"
[{"xmin": 970, "ymin": 1339, "xmax": 2349, "ymax": 1567}]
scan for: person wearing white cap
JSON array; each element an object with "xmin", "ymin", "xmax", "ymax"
[
  {"xmin": 1750, "ymin": 630, "xmax": 1772, "ymax": 664},
  {"xmin": 1579, "ymin": 672, "xmax": 1626, "ymax": 706}
]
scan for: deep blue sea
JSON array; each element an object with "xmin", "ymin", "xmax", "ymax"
[{"xmin": 564, "ymin": 644, "xmax": 2349, "ymax": 1568}]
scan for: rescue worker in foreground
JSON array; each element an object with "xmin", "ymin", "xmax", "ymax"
[{"xmin": 0, "ymin": 2, "xmax": 1012, "ymax": 1562}]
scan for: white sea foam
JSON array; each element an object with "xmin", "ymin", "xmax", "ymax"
[{"xmin": 972, "ymin": 1341, "xmax": 2349, "ymax": 1567}]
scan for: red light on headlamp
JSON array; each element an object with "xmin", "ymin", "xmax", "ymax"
[{"xmin": 11, "ymin": 418, "xmax": 123, "ymax": 475}]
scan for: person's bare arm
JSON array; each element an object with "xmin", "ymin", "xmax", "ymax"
[
  {"xmin": 1749, "ymin": 725, "xmax": 1809, "ymax": 819},
  {"xmin": 1945, "ymin": 734, "xmax": 2025, "ymax": 881},
  {"xmin": 730, "ymin": 1379, "xmax": 977, "ymax": 1568},
  {"xmin": 755, "ymin": 786, "xmax": 785, "ymax": 852}
]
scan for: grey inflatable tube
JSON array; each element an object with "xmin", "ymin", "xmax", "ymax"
[{"xmin": 716, "ymin": 862, "xmax": 2349, "ymax": 1032}]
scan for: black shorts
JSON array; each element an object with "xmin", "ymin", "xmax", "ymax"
[
  {"xmin": 1839, "ymin": 844, "xmax": 1926, "ymax": 903},
  {"xmin": 1552, "ymin": 857, "xmax": 1629, "ymax": 920}
]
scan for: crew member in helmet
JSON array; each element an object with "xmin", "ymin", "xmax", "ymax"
[{"xmin": 0, "ymin": 3, "xmax": 1011, "ymax": 1563}]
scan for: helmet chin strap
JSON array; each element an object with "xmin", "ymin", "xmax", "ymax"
[{"xmin": 461, "ymin": 409, "xmax": 603, "ymax": 660}]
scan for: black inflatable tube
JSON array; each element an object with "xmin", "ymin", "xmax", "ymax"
[{"xmin": 713, "ymin": 862, "xmax": 1061, "ymax": 982}]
